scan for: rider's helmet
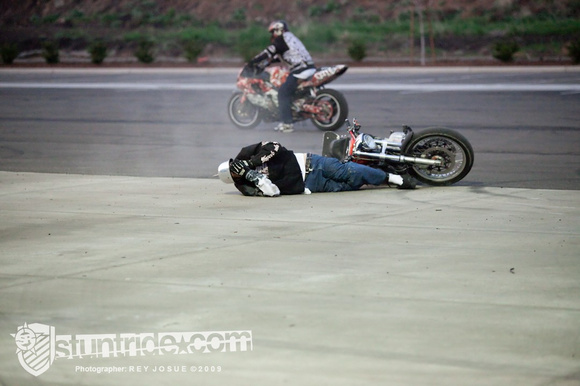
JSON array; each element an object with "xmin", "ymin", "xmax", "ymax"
[
  {"xmin": 268, "ymin": 20, "xmax": 288, "ymax": 39},
  {"xmin": 217, "ymin": 160, "xmax": 234, "ymax": 184}
]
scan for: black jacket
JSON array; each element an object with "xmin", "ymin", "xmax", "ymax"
[{"xmin": 233, "ymin": 141, "xmax": 305, "ymax": 196}]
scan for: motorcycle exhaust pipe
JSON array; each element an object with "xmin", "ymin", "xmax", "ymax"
[{"xmin": 354, "ymin": 151, "xmax": 443, "ymax": 166}]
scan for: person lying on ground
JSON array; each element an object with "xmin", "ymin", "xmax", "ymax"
[{"xmin": 217, "ymin": 141, "xmax": 416, "ymax": 197}]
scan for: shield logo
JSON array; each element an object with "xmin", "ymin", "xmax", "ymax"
[{"xmin": 12, "ymin": 323, "xmax": 56, "ymax": 377}]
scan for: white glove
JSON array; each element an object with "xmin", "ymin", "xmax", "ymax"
[{"xmin": 256, "ymin": 176, "xmax": 280, "ymax": 197}]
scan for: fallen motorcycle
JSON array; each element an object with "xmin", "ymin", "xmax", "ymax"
[
  {"xmin": 227, "ymin": 63, "xmax": 349, "ymax": 131},
  {"xmin": 322, "ymin": 119, "xmax": 474, "ymax": 186}
]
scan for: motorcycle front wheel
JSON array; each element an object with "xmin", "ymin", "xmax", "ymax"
[
  {"xmin": 403, "ymin": 128, "xmax": 474, "ymax": 186},
  {"xmin": 227, "ymin": 92, "xmax": 261, "ymax": 129},
  {"xmin": 310, "ymin": 89, "xmax": 348, "ymax": 132}
]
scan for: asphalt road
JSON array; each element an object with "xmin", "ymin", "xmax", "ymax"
[
  {"xmin": 1, "ymin": 67, "xmax": 579, "ymax": 190},
  {"xmin": 1, "ymin": 68, "xmax": 579, "ymax": 385}
]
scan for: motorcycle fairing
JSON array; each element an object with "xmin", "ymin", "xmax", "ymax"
[
  {"xmin": 263, "ymin": 65, "xmax": 348, "ymax": 90},
  {"xmin": 266, "ymin": 66, "xmax": 290, "ymax": 88},
  {"xmin": 300, "ymin": 65, "xmax": 348, "ymax": 89},
  {"xmin": 231, "ymin": 62, "xmax": 349, "ymax": 131}
]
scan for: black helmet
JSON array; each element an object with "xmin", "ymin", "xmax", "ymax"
[{"xmin": 268, "ymin": 20, "xmax": 288, "ymax": 37}]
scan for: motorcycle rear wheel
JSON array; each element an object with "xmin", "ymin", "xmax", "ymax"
[
  {"xmin": 403, "ymin": 128, "xmax": 474, "ymax": 186},
  {"xmin": 227, "ymin": 92, "xmax": 261, "ymax": 129},
  {"xmin": 310, "ymin": 89, "xmax": 348, "ymax": 132}
]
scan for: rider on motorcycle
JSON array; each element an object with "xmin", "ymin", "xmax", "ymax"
[
  {"xmin": 247, "ymin": 20, "xmax": 316, "ymax": 134},
  {"xmin": 217, "ymin": 141, "xmax": 416, "ymax": 196}
]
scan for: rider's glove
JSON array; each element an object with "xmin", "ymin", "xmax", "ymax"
[
  {"xmin": 245, "ymin": 170, "xmax": 280, "ymax": 196},
  {"xmin": 231, "ymin": 160, "xmax": 253, "ymax": 177},
  {"xmin": 244, "ymin": 169, "xmax": 260, "ymax": 183}
]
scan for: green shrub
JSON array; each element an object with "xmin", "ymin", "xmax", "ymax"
[
  {"xmin": 298, "ymin": 23, "xmax": 338, "ymax": 51},
  {"xmin": 567, "ymin": 40, "xmax": 580, "ymax": 64},
  {"xmin": 308, "ymin": 0, "xmax": 341, "ymax": 17},
  {"xmin": 236, "ymin": 25, "xmax": 269, "ymax": 62},
  {"xmin": 31, "ymin": 14, "xmax": 59, "ymax": 25},
  {"xmin": 151, "ymin": 8, "xmax": 177, "ymax": 27},
  {"xmin": 492, "ymin": 40, "xmax": 519, "ymax": 62},
  {"xmin": 100, "ymin": 13, "xmax": 121, "ymax": 27},
  {"xmin": 66, "ymin": 9, "xmax": 89, "ymax": 26},
  {"xmin": 347, "ymin": 39, "xmax": 367, "ymax": 61},
  {"xmin": 182, "ymin": 37, "xmax": 205, "ymax": 62},
  {"xmin": 134, "ymin": 39, "xmax": 155, "ymax": 63},
  {"xmin": 42, "ymin": 41, "xmax": 60, "ymax": 64},
  {"xmin": 230, "ymin": 8, "xmax": 247, "ymax": 25},
  {"xmin": 1, "ymin": 43, "xmax": 20, "ymax": 64},
  {"xmin": 88, "ymin": 40, "xmax": 108, "ymax": 64},
  {"xmin": 308, "ymin": 5, "xmax": 325, "ymax": 17}
]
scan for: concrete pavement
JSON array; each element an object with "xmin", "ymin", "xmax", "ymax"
[{"xmin": 0, "ymin": 171, "xmax": 579, "ymax": 385}]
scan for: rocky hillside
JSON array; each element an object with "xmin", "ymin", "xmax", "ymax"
[
  {"xmin": 2, "ymin": 0, "xmax": 577, "ymax": 26},
  {"xmin": 1, "ymin": 0, "xmax": 578, "ymax": 65}
]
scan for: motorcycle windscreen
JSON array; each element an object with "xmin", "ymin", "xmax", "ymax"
[{"xmin": 322, "ymin": 132, "xmax": 349, "ymax": 161}]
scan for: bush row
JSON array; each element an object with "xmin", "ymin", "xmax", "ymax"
[
  {"xmin": 0, "ymin": 32, "xmax": 580, "ymax": 64},
  {"xmin": 0, "ymin": 37, "xmax": 207, "ymax": 65},
  {"xmin": 2, "ymin": 37, "xmax": 579, "ymax": 65},
  {"xmin": 0, "ymin": 38, "xmax": 374, "ymax": 64}
]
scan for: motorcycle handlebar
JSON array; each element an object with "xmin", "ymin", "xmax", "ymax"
[{"xmin": 345, "ymin": 118, "xmax": 361, "ymax": 133}]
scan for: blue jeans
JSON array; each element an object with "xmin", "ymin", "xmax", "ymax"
[
  {"xmin": 278, "ymin": 74, "xmax": 298, "ymax": 124},
  {"xmin": 304, "ymin": 154, "xmax": 387, "ymax": 193}
]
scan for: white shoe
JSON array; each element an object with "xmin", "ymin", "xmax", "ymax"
[
  {"xmin": 387, "ymin": 173, "xmax": 417, "ymax": 189},
  {"xmin": 274, "ymin": 123, "xmax": 294, "ymax": 133},
  {"xmin": 387, "ymin": 173, "xmax": 403, "ymax": 186}
]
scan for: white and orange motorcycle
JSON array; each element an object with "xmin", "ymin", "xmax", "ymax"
[{"xmin": 227, "ymin": 63, "xmax": 349, "ymax": 131}]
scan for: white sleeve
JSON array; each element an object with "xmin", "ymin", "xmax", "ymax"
[{"xmin": 256, "ymin": 176, "xmax": 280, "ymax": 197}]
